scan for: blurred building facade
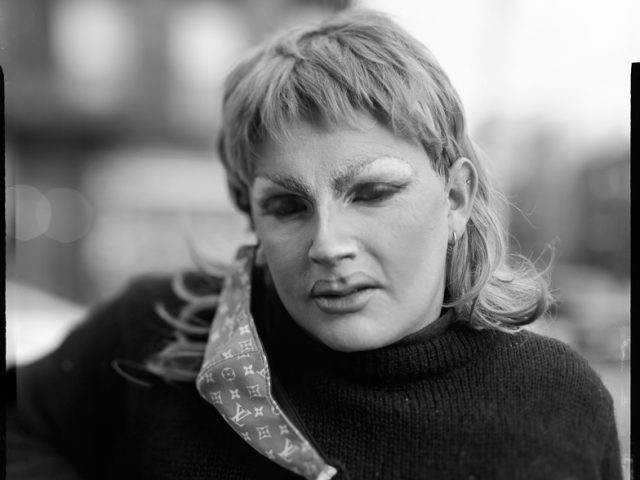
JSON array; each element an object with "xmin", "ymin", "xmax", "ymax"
[
  {"xmin": 3, "ymin": 0, "xmax": 630, "ymax": 359},
  {"xmin": 4, "ymin": 0, "xmax": 350, "ymax": 303},
  {"xmin": 3, "ymin": 0, "xmax": 630, "ymax": 473},
  {"xmin": 4, "ymin": 0, "xmax": 630, "ymax": 350}
]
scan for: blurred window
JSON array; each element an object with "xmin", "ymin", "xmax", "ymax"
[
  {"xmin": 167, "ymin": 2, "xmax": 250, "ymax": 136},
  {"xmin": 51, "ymin": 0, "xmax": 136, "ymax": 112}
]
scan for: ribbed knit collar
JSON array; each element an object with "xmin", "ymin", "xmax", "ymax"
[{"xmin": 253, "ymin": 272, "xmax": 496, "ymax": 384}]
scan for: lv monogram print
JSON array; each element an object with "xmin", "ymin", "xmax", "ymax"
[{"xmin": 196, "ymin": 246, "xmax": 337, "ymax": 480}]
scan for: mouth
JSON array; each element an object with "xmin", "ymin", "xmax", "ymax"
[{"xmin": 310, "ymin": 276, "xmax": 379, "ymax": 314}]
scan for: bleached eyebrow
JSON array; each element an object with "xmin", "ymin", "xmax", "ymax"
[
  {"xmin": 331, "ymin": 161, "xmax": 371, "ymax": 196},
  {"xmin": 255, "ymin": 156, "xmax": 411, "ymax": 197},
  {"xmin": 256, "ymin": 174, "xmax": 312, "ymax": 197},
  {"xmin": 332, "ymin": 156, "xmax": 412, "ymax": 195}
]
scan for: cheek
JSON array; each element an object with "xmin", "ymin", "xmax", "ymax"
[
  {"xmin": 254, "ymin": 221, "xmax": 308, "ymax": 281},
  {"xmin": 378, "ymin": 193, "xmax": 449, "ymax": 280},
  {"xmin": 406, "ymin": 200, "xmax": 447, "ymax": 248}
]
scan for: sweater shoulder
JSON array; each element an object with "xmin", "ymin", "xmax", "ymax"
[
  {"xmin": 115, "ymin": 270, "xmax": 224, "ymax": 313},
  {"xmin": 108, "ymin": 271, "xmax": 224, "ymax": 359},
  {"xmin": 38, "ymin": 271, "xmax": 224, "ymax": 374},
  {"xmin": 486, "ymin": 327, "xmax": 614, "ymax": 411}
]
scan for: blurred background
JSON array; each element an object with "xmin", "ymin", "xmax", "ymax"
[{"xmin": 3, "ymin": 0, "xmax": 633, "ymax": 475}]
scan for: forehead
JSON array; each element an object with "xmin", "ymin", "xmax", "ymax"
[{"xmin": 253, "ymin": 117, "xmax": 433, "ymax": 181}]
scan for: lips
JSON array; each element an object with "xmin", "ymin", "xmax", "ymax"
[
  {"xmin": 310, "ymin": 274, "xmax": 379, "ymax": 314},
  {"xmin": 310, "ymin": 274, "xmax": 378, "ymax": 298}
]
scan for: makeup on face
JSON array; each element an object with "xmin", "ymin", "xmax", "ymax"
[
  {"xmin": 252, "ymin": 156, "xmax": 415, "ymax": 219},
  {"xmin": 250, "ymin": 118, "xmax": 450, "ymax": 352}
]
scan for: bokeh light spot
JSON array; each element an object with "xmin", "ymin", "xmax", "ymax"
[{"xmin": 43, "ymin": 188, "xmax": 94, "ymax": 243}]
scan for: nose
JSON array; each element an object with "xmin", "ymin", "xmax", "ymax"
[{"xmin": 308, "ymin": 205, "xmax": 357, "ymax": 266}]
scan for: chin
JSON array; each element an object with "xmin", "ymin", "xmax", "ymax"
[{"xmin": 306, "ymin": 319, "xmax": 398, "ymax": 352}]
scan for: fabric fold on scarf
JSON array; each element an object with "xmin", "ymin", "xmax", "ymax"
[{"xmin": 196, "ymin": 246, "xmax": 337, "ymax": 480}]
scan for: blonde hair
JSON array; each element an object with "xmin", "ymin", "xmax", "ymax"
[
  {"xmin": 218, "ymin": 9, "xmax": 552, "ymax": 329},
  {"xmin": 145, "ymin": 9, "xmax": 552, "ymax": 382},
  {"xmin": 143, "ymin": 255, "xmax": 230, "ymax": 383}
]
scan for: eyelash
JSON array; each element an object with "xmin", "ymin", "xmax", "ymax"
[
  {"xmin": 260, "ymin": 195, "xmax": 309, "ymax": 218},
  {"xmin": 350, "ymin": 182, "xmax": 404, "ymax": 203},
  {"xmin": 260, "ymin": 182, "xmax": 407, "ymax": 218}
]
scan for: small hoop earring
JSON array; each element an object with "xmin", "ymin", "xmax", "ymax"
[{"xmin": 449, "ymin": 231, "xmax": 458, "ymax": 247}]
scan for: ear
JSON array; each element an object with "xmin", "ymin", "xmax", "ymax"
[{"xmin": 446, "ymin": 157, "xmax": 478, "ymax": 242}]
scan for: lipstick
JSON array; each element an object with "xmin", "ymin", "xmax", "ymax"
[{"xmin": 310, "ymin": 275, "xmax": 378, "ymax": 314}]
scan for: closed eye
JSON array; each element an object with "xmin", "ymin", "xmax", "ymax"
[
  {"xmin": 258, "ymin": 194, "xmax": 310, "ymax": 218},
  {"xmin": 350, "ymin": 182, "xmax": 407, "ymax": 203}
]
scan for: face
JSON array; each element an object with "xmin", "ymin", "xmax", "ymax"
[{"xmin": 250, "ymin": 116, "xmax": 451, "ymax": 351}]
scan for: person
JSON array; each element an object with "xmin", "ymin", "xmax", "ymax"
[{"xmin": 7, "ymin": 9, "xmax": 622, "ymax": 480}]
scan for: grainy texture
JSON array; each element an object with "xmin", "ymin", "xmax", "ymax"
[{"xmin": 7, "ymin": 274, "xmax": 622, "ymax": 480}]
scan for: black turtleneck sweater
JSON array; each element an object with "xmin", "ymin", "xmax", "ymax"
[{"xmin": 7, "ymin": 274, "xmax": 622, "ymax": 480}]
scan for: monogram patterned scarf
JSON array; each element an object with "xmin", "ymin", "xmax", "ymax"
[{"xmin": 196, "ymin": 246, "xmax": 337, "ymax": 480}]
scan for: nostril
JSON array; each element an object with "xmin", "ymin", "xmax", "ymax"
[
  {"xmin": 308, "ymin": 212, "xmax": 358, "ymax": 265},
  {"xmin": 308, "ymin": 243, "xmax": 357, "ymax": 265}
]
